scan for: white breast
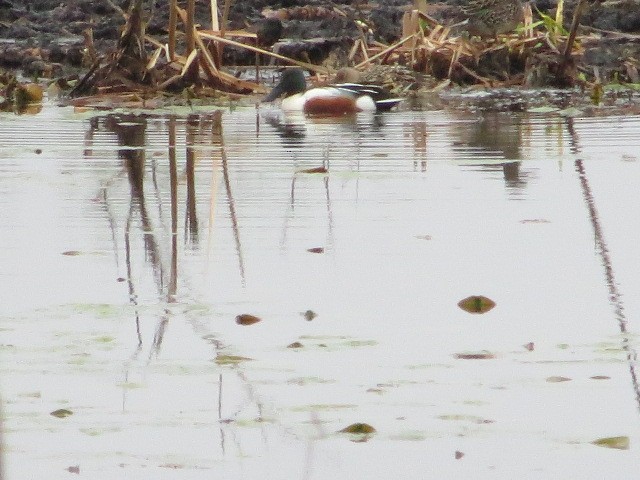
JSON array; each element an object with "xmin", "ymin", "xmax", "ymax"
[{"xmin": 280, "ymin": 93, "xmax": 306, "ymax": 112}]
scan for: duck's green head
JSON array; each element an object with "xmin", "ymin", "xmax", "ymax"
[{"xmin": 263, "ymin": 68, "xmax": 307, "ymax": 102}]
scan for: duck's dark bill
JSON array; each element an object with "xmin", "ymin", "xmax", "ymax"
[{"xmin": 263, "ymin": 84, "xmax": 285, "ymax": 103}]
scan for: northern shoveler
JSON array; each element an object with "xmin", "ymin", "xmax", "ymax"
[
  {"xmin": 462, "ymin": 0, "xmax": 524, "ymax": 38},
  {"xmin": 262, "ymin": 68, "xmax": 402, "ymax": 115}
]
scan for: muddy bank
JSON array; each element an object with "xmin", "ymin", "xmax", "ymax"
[{"xmin": 0, "ymin": 0, "xmax": 639, "ymax": 85}]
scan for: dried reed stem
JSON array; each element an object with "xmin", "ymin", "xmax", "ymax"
[
  {"xmin": 186, "ymin": 0, "xmax": 195, "ymax": 52},
  {"xmin": 168, "ymin": 0, "xmax": 177, "ymax": 60},
  {"xmin": 210, "ymin": 0, "xmax": 219, "ymax": 31}
]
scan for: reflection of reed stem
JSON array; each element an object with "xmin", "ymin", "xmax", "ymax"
[
  {"xmin": 185, "ymin": 120, "xmax": 199, "ymax": 246},
  {"xmin": 124, "ymin": 212, "xmax": 142, "ymax": 346},
  {"xmin": 575, "ymin": 159, "xmax": 640, "ymax": 414},
  {"xmin": 169, "ymin": 117, "xmax": 178, "ymax": 302},
  {"xmin": 220, "ymin": 129, "xmax": 246, "ymax": 286}
]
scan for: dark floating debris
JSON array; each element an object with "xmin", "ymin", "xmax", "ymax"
[
  {"xmin": 339, "ymin": 422, "xmax": 376, "ymax": 434},
  {"xmin": 215, "ymin": 355, "xmax": 252, "ymax": 365},
  {"xmin": 455, "ymin": 451, "xmax": 465, "ymax": 460},
  {"xmin": 236, "ymin": 313, "xmax": 262, "ymax": 326},
  {"xmin": 62, "ymin": 250, "xmax": 82, "ymax": 256},
  {"xmin": 454, "ymin": 351, "xmax": 496, "ymax": 360},
  {"xmin": 457, "ymin": 295, "xmax": 496, "ymax": 314},
  {"xmin": 298, "ymin": 166, "xmax": 328, "ymax": 174},
  {"xmin": 339, "ymin": 422, "xmax": 377, "ymax": 441},
  {"xmin": 590, "ymin": 375, "xmax": 611, "ymax": 380},
  {"xmin": 523, "ymin": 342, "xmax": 535, "ymax": 351},
  {"xmin": 520, "ymin": 219, "xmax": 551, "ymax": 224},
  {"xmin": 287, "ymin": 341, "xmax": 304, "ymax": 349},
  {"xmin": 302, "ymin": 310, "xmax": 317, "ymax": 321},
  {"xmin": 546, "ymin": 376, "xmax": 572, "ymax": 383},
  {"xmin": 307, "ymin": 247, "xmax": 324, "ymax": 254},
  {"xmin": 67, "ymin": 465, "xmax": 80, "ymax": 474},
  {"xmin": 50, "ymin": 408, "xmax": 73, "ymax": 418}
]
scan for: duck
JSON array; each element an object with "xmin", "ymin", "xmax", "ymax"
[
  {"xmin": 262, "ymin": 67, "xmax": 402, "ymax": 115},
  {"xmin": 462, "ymin": 0, "xmax": 524, "ymax": 38}
]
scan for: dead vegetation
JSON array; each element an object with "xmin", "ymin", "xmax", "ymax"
[{"xmin": 64, "ymin": 0, "xmax": 639, "ymax": 107}]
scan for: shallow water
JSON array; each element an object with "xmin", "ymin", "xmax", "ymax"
[{"xmin": 2, "ymin": 101, "xmax": 640, "ymax": 479}]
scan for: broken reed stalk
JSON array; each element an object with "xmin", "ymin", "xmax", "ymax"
[
  {"xmin": 218, "ymin": 0, "xmax": 234, "ymax": 67},
  {"xmin": 168, "ymin": 0, "xmax": 178, "ymax": 62},
  {"xmin": 199, "ymin": 31, "xmax": 330, "ymax": 74},
  {"xmin": 176, "ymin": 7, "xmax": 266, "ymax": 92},
  {"xmin": 563, "ymin": 0, "xmax": 585, "ymax": 62},
  {"xmin": 220, "ymin": 0, "xmax": 233, "ymax": 37},
  {"xmin": 554, "ymin": 0, "xmax": 564, "ymax": 39},
  {"xmin": 210, "ymin": 0, "xmax": 219, "ymax": 31},
  {"xmin": 168, "ymin": 0, "xmax": 177, "ymax": 60},
  {"xmin": 186, "ymin": 0, "xmax": 195, "ymax": 53},
  {"xmin": 355, "ymin": 33, "xmax": 418, "ymax": 69}
]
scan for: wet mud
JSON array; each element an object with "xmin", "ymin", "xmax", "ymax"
[{"xmin": 0, "ymin": 0, "xmax": 638, "ymax": 83}]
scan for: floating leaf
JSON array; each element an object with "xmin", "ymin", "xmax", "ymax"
[
  {"xmin": 415, "ymin": 234, "xmax": 432, "ymax": 240},
  {"xmin": 523, "ymin": 342, "xmax": 535, "ymax": 351},
  {"xmin": 236, "ymin": 314, "xmax": 261, "ymax": 326},
  {"xmin": 302, "ymin": 310, "xmax": 317, "ymax": 321},
  {"xmin": 160, "ymin": 463, "xmax": 186, "ymax": 469},
  {"xmin": 457, "ymin": 295, "xmax": 496, "ymax": 314},
  {"xmin": 590, "ymin": 375, "xmax": 611, "ymax": 380},
  {"xmin": 520, "ymin": 219, "xmax": 550, "ymax": 224},
  {"xmin": 591, "ymin": 436, "xmax": 629, "ymax": 450},
  {"xmin": 117, "ymin": 382, "xmax": 143, "ymax": 389},
  {"xmin": 339, "ymin": 423, "xmax": 376, "ymax": 434},
  {"xmin": 94, "ymin": 335, "xmax": 114, "ymax": 343},
  {"xmin": 50, "ymin": 408, "xmax": 73, "ymax": 418},
  {"xmin": 215, "ymin": 355, "xmax": 252, "ymax": 365},
  {"xmin": 528, "ymin": 106, "xmax": 560, "ymax": 113},
  {"xmin": 558, "ymin": 107, "xmax": 583, "ymax": 117},
  {"xmin": 455, "ymin": 451, "xmax": 465, "ymax": 460},
  {"xmin": 307, "ymin": 247, "xmax": 324, "ymax": 254},
  {"xmin": 454, "ymin": 351, "xmax": 495, "ymax": 360},
  {"xmin": 546, "ymin": 376, "xmax": 571, "ymax": 383},
  {"xmin": 298, "ymin": 166, "xmax": 328, "ymax": 174},
  {"xmin": 344, "ymin": 339, "xmax": 377, "ymax": 347},
  {"xmin": 287, "ymin": 341, "xmax": 303, "ymax": 349},
  {"xmin": 439, "ymin": 414, "xmax": 494, "ymax": 424},
  {"xmin": 18, "ymin": 391, "xmax": 41, "ymax": 398},
  {"xmin": 67, "ymin": 465, "xmax": 80, "ymax": 474},
  {"xmin": 62, "ymin": 250, "xmax": 82, "ymax": 256},
  {"xmin": 366, "ymin": 388, "xmax": 385, "ymax": 394}
]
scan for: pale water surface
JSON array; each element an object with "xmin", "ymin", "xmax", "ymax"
[{"xmin": 1, "ymin": 102, "xmax": 640, "ymax": 479}]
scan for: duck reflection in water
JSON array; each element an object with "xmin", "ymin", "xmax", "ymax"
[{"xmin": 261, "ymin": 109, "xmax": 389, "ymax": 145}]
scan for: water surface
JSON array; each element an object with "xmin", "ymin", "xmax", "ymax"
[{"xmin": 1, "ymin": 102, "xmax": 640, "ymax": 479}]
